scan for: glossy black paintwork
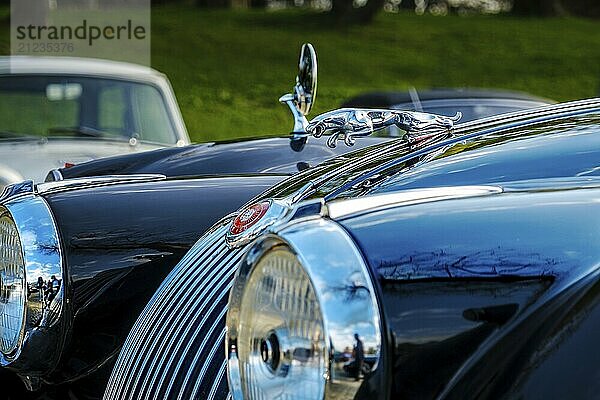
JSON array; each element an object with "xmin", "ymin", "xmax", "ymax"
[
  {"xmin": 253, "ymin": 111, "xmax": 600, "ymax": 207},
  {"xmin": 55, "ymin": 136, "xmax": 388, "ymax": 180},
  {"xmin": 7, "ymin": 102, "xmax": 599, "ymax": 399},
  {"xmin": 87, "ymin": 103, "xmax": 596, "ymax": 400},
  {"xmin": 443, "ymin": 272, "xmax": 600, "ymax": 400},
  {"xmin": 495, "ymin": 278, "xmax": 600, "ymax": 399},
  {"xmin": 56, "ymin": 109, "xmax": 600, "ymax": 209},
  {"xmin": 368, "ymin": 119, "xmax": 600, "ymax": 194},
  {"xmin": 380, "ymin": 280, "xmax": 549, "ymax": 399},
  {"xmin": 339, "ymin": 186, "xmax": 600, "ymax": 399}
]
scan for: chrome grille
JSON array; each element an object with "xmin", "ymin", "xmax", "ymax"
[{"xmin": 104, "ymin": 220, "xmax": 247, "ymax": 400}]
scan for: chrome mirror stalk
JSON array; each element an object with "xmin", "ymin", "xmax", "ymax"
[
  {"xmin": 280, "ymin": 43, "xmax": 318, "ymax": 152},
  {"xmin": 279, "ymin": 93, "xmax": 309, "ymax": 139}
]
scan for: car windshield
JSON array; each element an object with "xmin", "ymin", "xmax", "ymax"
[{"xmin": 0, "ymin": 75, "xmax": 178, "ymax": 144}]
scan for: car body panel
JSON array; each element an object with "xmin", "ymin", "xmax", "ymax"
[
  {"xmin": 55, "ymin": 136, "xmax": 390, "ymax": 180},
  {"xmin": 0, "ymin": 174, "xmax": 284, "ymax": 400},
  {"xmin": 45, "ymin": 174, "xmax": 284, "ymax": 383},
  {"xmin": 1, "ymin": 87, "xmax": 597, "ymax": 398},
  {"xmin": 359, "ymin": 115, "xmax": 600, "ymax": 195},
  {"xmin": 254, "ymin": 104, "xmax": 600, "ymax": 205},
  {"xmin": 100, "ymin": 100, "xmax": 600, "ymax": 400},
  {"xmin": 55, "ymin": 90, "xmax": 555, "ymax": 183}
]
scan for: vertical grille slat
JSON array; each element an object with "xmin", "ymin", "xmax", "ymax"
[
  {"xmin": 104, "ymin": 221, "xmax": 244, "ymax": 400},
  {"xmin": 107, "ymin": 228, "xmax": 228, "ymax": 398}
]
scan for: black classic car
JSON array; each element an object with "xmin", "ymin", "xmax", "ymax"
[
  {"xmin": 0, "ymin": 45, "xmax": 381, "ymax": 400},
  {"xmin": 101, "ymin": 51, "xmax": 598, "ymax": 399},
  {"xmin": 341, "ymin": 88, "xmax": 553, "ymax": 125},
  {"xmin": 1, "ymin": 44, "xmax": 597, "ymax": 400}
]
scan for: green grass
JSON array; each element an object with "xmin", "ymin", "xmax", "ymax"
[{"xmin": 1, "ymin": 7, "xmax": 600, "ymax": 142}]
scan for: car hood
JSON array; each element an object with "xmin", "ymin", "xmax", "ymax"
[
  {"xmin": 57, "ymin": 100, "xmax": 600, "ymax": 207},
  {"xmin": 56, "ymin": 136, "xmax": 389, "ymax": 179},
  {"xmin": 257, "ymin": 100, "xmax": 600, "ymax": 204},
  {"xmin": 0, "ymin": 138, "xmax": 165, "ymax": 184}
]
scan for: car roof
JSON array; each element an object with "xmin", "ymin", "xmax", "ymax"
[
  {"xmin": 341, "ymin": 88, "xmax": 554, "ymax": 108},
  {"xmin": 0, "ymin": 56, "xmax": 165, "ymax": 82}
]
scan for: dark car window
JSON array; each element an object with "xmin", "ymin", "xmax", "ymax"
[{"xmin": 0, "ymin": 75, "xmax": 178, "ymax": 145}]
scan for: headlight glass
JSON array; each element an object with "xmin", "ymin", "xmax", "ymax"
[
  {"xmin": 237, "ymin": 248, "xmax": 326, "ymax": 399},
  {"xmin": 0, "ymin": 214, "xmax": 25, "ymax": 355},
  {"xmin": 228, "ymin": 220, "xmax": 384, "ymax": 400}
]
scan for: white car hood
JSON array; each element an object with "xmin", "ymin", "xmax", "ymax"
[{"xmin": 0, "ymin": 138, "xmax": 165, "ymax": 185}]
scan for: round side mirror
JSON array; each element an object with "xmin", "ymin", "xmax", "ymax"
[{"xmin": 294, "ymin": 43, "xmax": 318, "ymax": 116}]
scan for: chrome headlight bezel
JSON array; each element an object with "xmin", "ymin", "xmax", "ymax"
[
  {"xmin": 0, "ymin": 181, "xmax": 65, "ymax": 371},
  {"xmin": 0, "ymin": 211, "xmax": 26, "ymax": 356},
  {"xmin": 227, "ymin": 218, "xmax": 385, "ymax": 400}
]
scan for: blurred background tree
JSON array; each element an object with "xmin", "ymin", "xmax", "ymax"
[
  {"xmin": 512, "ymin": 0, "xmax": 566, "ymax": 16},
  {"xmin": 512, "ymin": 0, "xmax": 600, "ymax": 17},
  {"xmin": 190, "ymin": 0, "xmax": 600, "ymax": 19},
  {"xmin": 0, "ymin": 0, "xmax": 596, "ymax": 140},
  {"xmin": 0, "ymin": 0, "xmax": 597, "ymax": 18}
]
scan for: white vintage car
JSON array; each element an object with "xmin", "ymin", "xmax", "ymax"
[{"xmin": 0, "ymin": 56, "xmax": 190, "ymax": 188}]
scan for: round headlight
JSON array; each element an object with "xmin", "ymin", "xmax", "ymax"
[
  {"xmin": 236, "ymin": 248, "xmax": 325, "ymax": 399},
  {"xmin": 227, "ymin": 219, "xmax": 385, "ymax": 400},
  {"xmin": 0, "ymin": 188, "xmax": 64, "ymax": 374},
  {"xmin": 0, "ymin": 213, "xmax": 26, "ymax": 356}
]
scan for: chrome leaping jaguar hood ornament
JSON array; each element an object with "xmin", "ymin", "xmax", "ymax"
[
  {"xmin": 280, "ymin": 44, "xmax": 461, "ymax": 150},
  {"xmin": 306, "ymin": 108, "xmax": 462, "ymax": 148}
]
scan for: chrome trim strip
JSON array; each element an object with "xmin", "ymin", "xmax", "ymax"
[
  {"xmin": 36, "ymin": 174, "xmax": 166, "ymax": 195},
  {"xmin": 206, "ymin": 359, "xmax": 229, "ymax": 400},
  {"xmin": 271, "ymin": 100, "xmax": 600, "ymax": 211},
  {"xmin": 320, "ymin": 98, "xmax": 600, "ymax": 194},
  {"xmin": 0, "ymin": 194, "xmax": 65, "ymax": 373},
  {"xmin": 0, "ymin": 180, "xmax": 34, "ymax": 203},
  {"xmin": 455, "ymin": 97, "xmax": 600, "ymax": 132},
  {"xmin": 326, "ymin": 185, "xmax": 503, "ymax": 219},
  {"xmin": 143, "ymin": 249, "xmax": 237, "ymax": 396},
  {"xmin": 182, "ymin": 311, "xmax": 228, "ymax": 399}
]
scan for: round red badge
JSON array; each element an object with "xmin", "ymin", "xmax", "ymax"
[{"xmin": 229, "ymin": 201, "xmax": 270, "ymax": 236}]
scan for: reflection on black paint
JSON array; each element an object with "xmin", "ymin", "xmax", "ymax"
[{"xmin": 382, "ymin": 280, "xmax": 549, "ymax": 399}]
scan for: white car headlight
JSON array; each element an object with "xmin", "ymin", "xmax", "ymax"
[
  {"xmin": 0, "ymin": 213, "xmax": 26, "ymax": 355},
  {"xmin": 227, "ymin": 219, "xmax": 386, "ymax": 400},
  {"xmin": 235, "ymin": 248, "xmax": 326, "ymax": 399}
]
